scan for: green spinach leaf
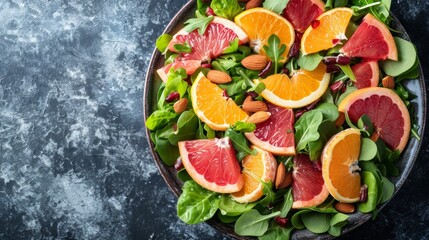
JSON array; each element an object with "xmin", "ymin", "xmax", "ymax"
[
  {"xmin": 297, "ymin": 52, "xmax": 323, "ymax": 71},
  {"xmin": 219, "ymin": 195, "xmax": 257, "ymax": 216},
  {"xmin": 225, "ymin": 129, "xmax": 257, "ymax": 160},
  {"xmin": 234, "ymin": 210, "xmax": 281, "ymax": 236},
  {"xmin": 262, "ymin": 0, "xmax": 289, "ymax": 14},
  {"xmin": 146, "ymin": 109, "xmax": 176, "ymax": 131},
  {"xmin": 380, "ymin": 37, "xmax": 417, "ymax": 77},
  {"xmin": 210, "ymin": 0, "xmax": 243, "ymax": 20},
  {"xmin": 156, "ymin": 34, "xmax": 172, "ymax": 53}
]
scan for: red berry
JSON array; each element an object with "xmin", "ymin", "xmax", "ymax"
[
  {"xmin": 165, "ymin": 92, "xmax": 180, "ymax": 102},
  {"xmin": 311, "ymin": 20, "xmax": 320, "ymax": 29}
]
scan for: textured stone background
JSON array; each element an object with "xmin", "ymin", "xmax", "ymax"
[{"xmin": 0, "ymin": 0, "xmax": 428, "ymax": 239}]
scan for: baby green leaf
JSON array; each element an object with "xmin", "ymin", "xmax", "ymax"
[
  {"xmin": 263, "ymin": 34, "xmax": 287, "ymax": 73},
  {"xmin": 291, "ymin": 209, "xmax": 311, "ymax": 229},
  {"xmin": 259, "ymin": 225, "xmax": 294, "ymax": 240},
  {"xmin": 234, "ymin": 209, "xmax": 281, "ymax": 236},
  {"xmin": 380, "ymin": 37, "xmax": 417, "ymax": 77},
  {"xmin": 173, "ymin": 42, "xmax": 192, "ymax": 53},
  {"xmin": 156, "ymin": 34, "xmax": 172, "ymax": 53},
  {"xmin": 379, "ymin": 176, "xmax": 395, "ymax": 203},
  {"xmin": 223, "ymin": 38, "xmax": 240, "ymax": 54},
  {"xmin": 357, "ymin": 114, "xmax": 373, "ymax": 137},
  {"xmin": 338, "ymin": 64, "xmax": 356, "ymax": 82},
  {"xmin": 168, "ymin": 110, "xmax": 199, "ymax": 145},
  {"xmin": 358, "ymin": 171, "xmax": 379, "ymax": 213},
  {"xmin": 233, "ymin": 121, "xmax": 256, "ymax": 132},
  {"xmin": 359, "ymin": 138, "xmax": 377, "ymax": 161},
  {"xmin": 295, "ymin": 111, "xmax": 323, "ymax": 152},
  {"xmin": 217, "ymin": 211, "xmax": 240, "ymax": 223},
  {"xmin": 219, "ymin": 195, "xmax": 257, "ymax": 216},
  {"xmin": 301, "ymin": 212, "xmax": 331, "ymax": 234},
  {"xmin": 177, "ymin": 181, "xmax": 220, "ymax": 224},
  {"xmin": 183, "ymin": 12, "xmax": 214, "ymax": 35},
  {"xmin": 210, "ymin": 0, "xmax": 243, "ymax": 20},
  {"xmin": 315, "ymin": 102, "xmax": 340, "ymax": 121},
  {"xmin": 177, "ymin": 168, "xmax": 192, "ymax": 182},
  {"xmin": 225, "ymin": 129, "xmax": 257, "ymax": 160},
  {"xmin": 279, "ymin": 188, "xmax": 293, "ymax": 218},
  {"xmin": 297, "ymin": 52, "xmax": 323, "ymax": 71},
  {"xmin": 262, "ymin": 0, "xmax": 289, "ymax": 14},
  {"xmin": 328, "ymin": 213, "xmax": 349, "ymax": 237},
  {"xmin": 196, "ymin": 0, "xmax": 210, "ymax": 15},
  {"xmin": 145, "ymin": 109, "xmax": 176, "ymax": 131}
]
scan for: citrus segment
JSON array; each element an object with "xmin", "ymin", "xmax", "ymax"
[
  {"xmin": 301, "ymin": 7, "xmax": 353, "ymax": 55},
  {"xmin": 352, "ymin": 61, "xmax": 379, "ymax": 89},
  {"xmin": 168, "ymin": 17, "xmax": 248, "ymax": 62},
  {"xmin": 178, "ymin": 138, "xmax": 244, "ymax": 193},
  {"xmin": 283, "ymin": 0, "xmax": 325, "ymax": 33},
  {"xmin": 191, "ymin": 72, "xmax": 248, "ymax": 131},
  {"xmin": 338, "ymin": 87, "xmax": 410, "ymax": 152},
  {"xmin": 234, "ymin": 8, "xmax": 295, "ymax": 60},
  {"xmin": 157, "ymin": 60, "xmax": 201, "ymax": 82},
  {"xmin": 292, "ymin": 154, "xmax": 330, "ymax": 208},
  {"xmin": 231, "ymin": 146, "xmax": 277, "ymax": 203},
  {"xmin": 257, "ymin": 63, "xmax": 330, "ymax": 108},
  {"xmin": 245, "ymin": 103, "xmax": 295, "ymax": 155},
  {"xmin": 322, "ymin": 128, "xmax": 361, "ymax": 203},
  {"xmin": 340, "ymin": 13, "xmax": 398, "ymax": 60}
]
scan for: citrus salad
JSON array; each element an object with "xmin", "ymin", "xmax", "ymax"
[{"xmin": 146, "ymin": 0, "xmax": 420, "ymax": 238}]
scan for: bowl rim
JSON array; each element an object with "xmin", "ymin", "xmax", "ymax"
[{"xmin": 143, "ymin": 1, "xmax": 427, "ymax": 239}]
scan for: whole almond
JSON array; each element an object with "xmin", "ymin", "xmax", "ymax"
[
  {"xmin": 247, "ymin": 111, "xmax": 271, "ymax": 124},
  {"xmin": 242, "ymin": 96, "xmax": 268, "ymax": 112},
  {"xmin": 277, "ymin": 170, "xmax": 293, "ymax": 189},
  {"xmin": 334, "ymin": 202, "xmax": 355, "ymax": 214},
  {"xmin": 207, "ymin": 70, "xmax": 232, "ymax": 84},
  {"xmin": 275, "ymin": 163, "xmax": 286, "ymax": 189},
  {"xmin": 173, "ymin": 98, "xmax": 188, "ymax": 114},
  {"xmin": 246, "ymin": 0, "xmax": 263, "ymax": 9},
  {"xmin": 241, "ymin": 55, "xmax": 269, "ymax": 70},
  {"xmin": 382, "ymin": 75, "xmax": 395, "ymax": 89}
]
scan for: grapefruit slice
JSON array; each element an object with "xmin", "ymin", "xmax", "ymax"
[
  {"xmin": 301, "ymin": 7, "xmax": 354, "ymax": 55},
  {"xmin": 257, "ymin": 63, "xmax": 330, "ymax": 108},
  {"xmin": 352, "ymin": 61, "xmax": 380, "ymax": 89},
  {"xmin": 292, "ymin": 154, "xmax": 330, "ymax": 208},
  {"xmin": 338, "ymin": 87, "xmax": 411, "ymax": 152},
  {"xmin": 178, "ymin": 137, "xmax": 244, "ymax": 193},
  {"xmin": 322, "ymin": 128, "xmax": 361, "ymax": 203},
  {"xmin": 191, "ymin": 72, "xmax": 248, "ymax": 131},
  {"xmin": 283, "ymin": 0, "xmax": 325, "ymax": 33},
  {"xmin": 245, "ymin": 103, "xmax": 295, "ymax": 155},
  {"xmin": 167, "ymin": 17, "xmax": 248, "ymax": 62},
  {"xmin": 231, "ymin": 146, "xmax": 277, "ymax": 203},
  {"xmin": 340, "ymin": 13, "xmax": 398, "ymax": 61},
  {"xmin": 157, "ymin": 60, "xmax": 201, "ymax": 82},
  {"xmin": 234, "ymin": 8, "xmax": 295, "ymax": 60}
]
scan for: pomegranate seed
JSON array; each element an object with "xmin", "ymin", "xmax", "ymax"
[
  {"xmin": 311, "ymin": 20, "xmax": 320, "ymax": 29},
  {"xmin": 322, "ymin": 56, "xmax": 338, "ymax": 65},
  {"xmin": 222, "ymin": 89, "xmax": 229, "ymax": 98},
  {"xmin": 326, "ymin": 64, "xmax": 341, "ymax": 73},
  {"xmin": 336, "ymin": 55, "xmax": 351, "ymax": 65},
  {"xmin": 330, "ymin": 81, "xmax": 344, "ymax": 93},
  {"xmin": 288, "ymin": 42, "xmax": 300, "ymax": 58},
  {"xmin": 184, "ymin": 77, "xmax": 192, "ymax": 85},
  {"xmin": 341, "ymin": 84, "xmax": 347, "ymax": 93},
  {"xmin": 282, "ymin": 67, "xmax": 289, "ymax": 75},
  {"xmin": 174, "ymin": 157, "xmax": 183, "ymax": 171},
  {"xmin": 247, "ymin": 91, "xmax": 258, "ymax": 99},
  {"xmin": 201, "ymin": 63, "xmax": 212, "ymax": 68},
  {"xmin": 165, "ymin": 92, "xmax": 180, "ymax": 102},
  {"xmin": 206, "ymin": 7, "xmax": 216, "ymax": 16},
  {"xmin": 360, "ymin": 185, "xmax": 368, "ymax": 202},
  {"xmin": 258, "ymin": 61, "xmax": 273, "ymax": 78},
  {"xmin": 332, "ymin": 38, "xmax": 340, "ymax": 45},
  {"xmin": 306, "ymin": 99, "xmax": 320, "ymax": 110},
  {"xmin": 274, "ymin": 216, "xmax": 289, "ymax": 227}
]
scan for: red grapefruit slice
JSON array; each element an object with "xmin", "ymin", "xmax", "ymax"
[
  {"xmin": 292, "ymin": 154, "xmax": 330, "ymax": 209},
  {"xmin": 338, "ymin": 87, "xmax": 411, "ymax": 152},
  {"xmin": 340, "ymin": 13, "xmax": 398, "ymax": 61},
  {"xmin": 167, "ymin": 16, "xmax": 248, "ymax": 62},
  {"xmin": 157, "ymin": 60, "xmax": 201, "ymax": 82},
  {"xmin": 244, "ymin": 103, "xmax": 295, "ymax": 155},
  {"xmin": 178, "ymin": 137, "xmax": 244, "ymax": 193},
  {"xmin": 352, "ymin": 61, "xmax": 380, "ymax": 89},
  {"xmin": 283, "ymin": 0, "xmax": 325, "ymax": 33}
]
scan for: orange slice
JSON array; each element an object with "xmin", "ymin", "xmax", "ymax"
[
  {"xmin": 234, "ymin": 8, "xmax": 295, "ymax": 61},
  {"xmin": 231, "ymin": 146, "xmax": 277, "ymax": 203},
  {"xmin": 191, "ymin": 72, "xmax": 248, "ymax": 131},
  {"xmin": 322, "ymin": 128, "xmax": 361, "ymax": 203},
  {"xmin": 301, "ymin": 7, "xmax": 354, "ymax": 55},
  {"xmin": 257, "ymin": 63, "xmax": 330, "ymax": 108}
]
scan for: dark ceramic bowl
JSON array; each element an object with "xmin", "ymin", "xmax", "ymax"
[{"xmin": 143, "ymin": 1, "xmax": 426, "ymax": 239}]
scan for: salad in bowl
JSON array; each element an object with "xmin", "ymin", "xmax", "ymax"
[{"xmin": 144, "ymin": 0, "xmax": 424, "ymax": 238}]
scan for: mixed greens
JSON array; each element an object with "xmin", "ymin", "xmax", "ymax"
[{"xmin": 146, "ymin": 0, "xmax": 421, "ymax": 238}]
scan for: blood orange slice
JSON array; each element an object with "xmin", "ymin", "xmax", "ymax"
[
  {"xmin": 231, "ymin": 146, "xmax": 277, "ymax": 203},
  {"xmin": 340, "ymin": 13, "xmax": 398, "ymax": 61},
  {"xmin": 322, "ymin": 128, "xmax": 361, "ymax": 203},
  {"xmin": 338, "ymin": 87, "xmax": 411, "ymax": 152},
  {"xmin": 157, "ymin": 60, "xmax": 201, "ymax": 82},
  {"xmin": 283, "ymin": 0, "xmax": 325, "ymax": 33},
  {"xmin": 352, "ymin": 61, "xmax": 379, "ymax": 89},
  {"xmin": 178, "ymin": 137, "xmax": 244, "ymax": 193},
  {"xmin": 245, "ymin": 103, "xmax": 295, "ymax": 155},
  {"xmin": 167, "ymin": 17, "xmax": 248, "ymax": 62},
  {"xmin": 292, "ymin": 154, "xmax": 329, "ymax": 208}
]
